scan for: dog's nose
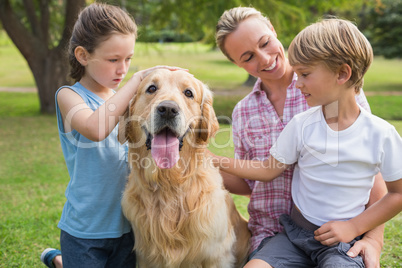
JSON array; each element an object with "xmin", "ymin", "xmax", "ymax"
[{"xmin": 157, "ymin": 101, "xmax": 180, "ymax": 119}]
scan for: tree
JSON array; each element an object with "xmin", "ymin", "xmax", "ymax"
[
  {"xmin": 131, "ymin": 0, "xmax": 354, "ymax": 85},
  {"xmin": 366, "ymin": 0, "xmax": 402, "ymax": 58},
  {"xmin": 1, "ymin": 0, "xmax": 369, "ymax": 113},
  {"xmin": 0, "ymin": 0, "xmax": 85, "ymax": 114},
  {"xmin": 130, "ymin": 0, "xmax": 308, "ymax": 86}
]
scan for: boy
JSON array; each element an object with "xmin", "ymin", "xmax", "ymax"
[{"xmin": 213, "ymin": 18, "xmax": 402, "ymax": 267}]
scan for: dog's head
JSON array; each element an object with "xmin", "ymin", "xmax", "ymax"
[{"xmin": 119, "ymin": 69, "xmax": 219, "ymax": 169}]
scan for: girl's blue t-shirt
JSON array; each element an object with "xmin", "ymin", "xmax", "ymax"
[{"xmin": 55, "ymin": 82, "xmax": 131, "ymax": 239}]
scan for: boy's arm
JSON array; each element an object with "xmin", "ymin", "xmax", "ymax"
[
  {"xmin": 220, "ymin": 171, "xmax": 252, "ymax": 197},
  {"xmin": 314, "ymin": 178, "xmax": 402, "ymax": 246},
  {"xmin": 213, "ymin": 154, "xmax": 289, "ymax": 182}
]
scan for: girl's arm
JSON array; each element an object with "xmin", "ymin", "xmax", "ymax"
[
  {"xmin": 315, "ymin": 178, "xmax": 402, "ymax": 246},
  {"xmin": 57, "ymin": 66, "xmax": 182, "ymax": 141},
  {"xmin": 214, "ymin": 154, "xmax": 289, "ymax": 182}
]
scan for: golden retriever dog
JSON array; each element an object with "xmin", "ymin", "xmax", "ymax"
[{"xmin": 119, "ymin": 69, "xmax": 250, "ymax": 268}]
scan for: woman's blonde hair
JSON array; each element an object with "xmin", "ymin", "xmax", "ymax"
[
  {"xmin": 68, "ymin": 3, "xmax": 137, "ymax": 82},
  {"xmin": 215, "ymin": 7, "xmax": 271, "ymax": 62},
  {"xmin": 288, "ymin": 18, "xmax": 373, "ymax": 93}
]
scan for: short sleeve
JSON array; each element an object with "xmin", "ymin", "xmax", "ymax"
[
  {"xmin": 379, "ymin": 127, "xmax": 402, "ymax": 181},
  {"xmin": 269, "ymin": 116, "xmax": 300, "ymax": 165}
]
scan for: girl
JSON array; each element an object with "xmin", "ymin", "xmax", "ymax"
[{"xmin": 41, "ymin": 3, "xmax": 180, "ymax": 267}]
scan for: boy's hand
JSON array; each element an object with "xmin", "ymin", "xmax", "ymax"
[
  {"xmin": 206, "ymin": 150, "xmax": 220, "ymax": 168},
  {"xmin": 314, "ymin": 220, "xmax": 359, "ymax": 246}
]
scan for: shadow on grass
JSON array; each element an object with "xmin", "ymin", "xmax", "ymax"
[{"xmin": 0, "ymin": 92, "xmax": 40, "ymax": 117}]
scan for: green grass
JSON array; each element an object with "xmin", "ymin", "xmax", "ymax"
[
  {"xmin": 367, "ymin": 96, "xmax": 402, "ymax": 120},
  {"xmin": 0, "ymin": 37, "xmax": 248, "ymax": 90},
  {"xmin": 0, "ymin": 33, "xmax": 401, "ymax": 267},
  {"xmin": 0, "ymin": 32, "xmax": 35, "ymax": 88},
  {"xmin": 1, "ymin": 33, "xmax": 401, "ymax": 120},
  {"xmin": 1, "ymin": 31, "xmax": 401, "ymax": 93},
  {"xmin": 0, "ymin": 114, "xmax": 68, "ymax": 268},
  {"xmin": 0, "ymin": 96, "xmax": 401, "ymax": 266},
  {"xmin": 364, "ymin": 57, "xmax": 402, "ymax": 92},
  {"xmin": 0, "ymin": 92, "xmax": 41, "ymax": 117}
]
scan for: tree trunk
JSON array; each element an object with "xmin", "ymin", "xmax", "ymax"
[
  {"xmin": 0, "ymin": 0, "xmax": 85, "ymax": 114},
  {"xmin": 27, "ymin": 48, "xmax": 70, "ymax": 114}
]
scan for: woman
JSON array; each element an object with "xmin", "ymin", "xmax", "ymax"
[{"xmin": 215, "ymin": 6, "xmax": 385, "ymax": 267}]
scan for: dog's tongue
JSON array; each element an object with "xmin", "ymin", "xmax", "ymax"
[{"xmin": 151, "ymin": 129, "xmax": 180, "ymax": 169}]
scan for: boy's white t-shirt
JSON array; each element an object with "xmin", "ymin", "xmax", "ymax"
[{"xmin": 270, "ymin": 105, "xmax": 402, "ymax": 226}]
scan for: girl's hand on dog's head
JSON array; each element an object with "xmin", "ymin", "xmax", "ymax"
[{"xmin": 135, "ymin": 65, "xmax": 189, "ymax": 82}]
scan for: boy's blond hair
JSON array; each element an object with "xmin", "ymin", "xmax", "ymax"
[
  {"xmin": 288, "ymin": 18, "xmax": 373, "ymax": 93},
  {"xmin": 215, "ymin": 7, "xmax": 271, "ymax": 62}
]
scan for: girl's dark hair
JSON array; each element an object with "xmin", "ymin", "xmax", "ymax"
[{"xmin": 68, "ymin": 3, "xmax": 137, "ymax": 82}]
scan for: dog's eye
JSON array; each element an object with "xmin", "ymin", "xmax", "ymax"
[
  {"xmin": 146, "ymin": 85, "xmax": 157, "ymax": 94},
  {"xmin": 183, "ymin": 89, "xmax": 194, "ymax": 99}
]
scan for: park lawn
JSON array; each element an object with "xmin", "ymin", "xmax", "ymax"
[
  {"xmin": 0, "ymin": 92, "xmax": 401, "ymax": 267},
  {"xmin": 1, "ymin": 33, "xmax": 402, "ymax": 93},
  {"xmin": 0, "ymin": 37, "xmax": 248, "ymax": 90},
  {"xmin": 0, "ymin": 34, "xmax": 401, "ymax": 267}
]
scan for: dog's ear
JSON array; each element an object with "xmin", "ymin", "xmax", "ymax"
[
  {"xmin": 198, "ymin": 85, "xmax": 219, "ymax": 143},
  {"xmin": 118, "ymin": 98, "xmax": 135, "ymax": 144},
  {"xmin": 118, "ymin": 108, "xmax": 130, "ymax": 144}
]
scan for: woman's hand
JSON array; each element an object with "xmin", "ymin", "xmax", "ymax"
[{"xmin": 347, "ymin": 235, "xmax": 382, "ymax": 268}]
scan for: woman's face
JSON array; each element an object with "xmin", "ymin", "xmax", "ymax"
[{"xmin": 224, "ymin": 17, "xmax": 289, "ymax": 81}]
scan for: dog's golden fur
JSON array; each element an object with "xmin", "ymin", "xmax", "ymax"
[{"xmin": 119, "ymin": 69, "xmax": 250, "ymax": 267}]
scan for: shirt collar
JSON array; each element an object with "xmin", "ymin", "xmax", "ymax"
[{"xmin": 251, "ymin": 73, "xmax": 298, "ymax": 95}]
